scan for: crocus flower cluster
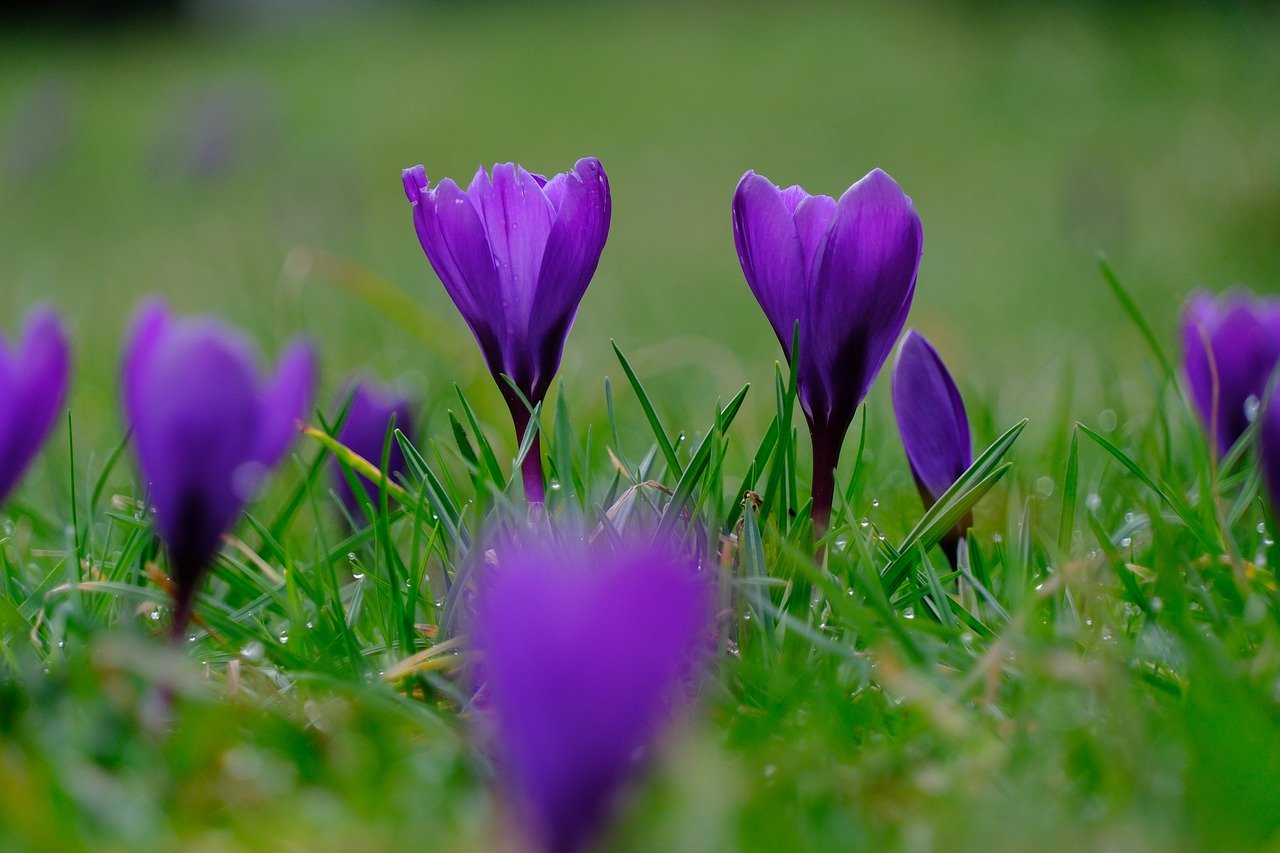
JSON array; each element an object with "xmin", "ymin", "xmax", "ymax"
[
  {"xmin": 331, "ymin": 380, "xmax": 414, "ymax": 518},
  {"xmin": 1181, "ymin": 290, "xmax": 1280, "ymax": 457},
  {"xmin": 123, "ymin": 300, "xmax": 315, "ymax": 635},
  {"xmin": 471, "ymin": 533, "xmax": 711, "ymax": 853},
  {"xmin": 0, "ymin": 308, "xmax": 70, "ymax": 507},
  {"xmin": 402, "ymin": 158, "xmax": 611, "ymax": 503},
  {"xmin": 892, "ymin": 329, "xmax": 972, "ymax": 562},
  {"xmin": 732, "ymin": 167, "xmax": 922, "ymax": 536}
]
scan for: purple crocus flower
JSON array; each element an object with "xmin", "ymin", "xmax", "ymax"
[
  {"xmin": 402, "ymin": 158, "xmax": 611, "ymax": 503},
  {"xmin": 122, "ymin": 299, "xmax": 315, "ymax": 636},
  {"xmin": 331, "ymin": 380, "xmax": 414, "ymax": 518},
  {"xmin": 733, "ymin": 167, "xmax": 922, "ymax": 536},
  {"xmin": 1181, "ymin": 289, "xmax": 1280, "ymax": 457},
  {"xmin": 892, "ymin": 329, "xmax": 972, "ymax": 563},
  {"xmin": 0, "ymin": 307, "xmax": 70, "ymax": 506},
  {"xmin": 472, "ymin": 536, "xmax": 711, "ymax": 853}
]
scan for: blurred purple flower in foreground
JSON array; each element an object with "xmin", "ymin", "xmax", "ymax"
[
  {"xmin": 472, "ymin": 536, "xmax": 711, "ymax": 852},
  {"xmin": 733, "ymin": 167, "xmax": 922, "ymax": 536},
  {"xmin": 331, "ymin": 380, "xmax": 413, "ymax": 518},
  {"xmin": 1181, "ymin": 289, "xmax": 1280, "ymax": 457},
  {"xmin": 402, "ymin": 158, "xmax": 611, "ymax": 503},
  {"xmin": 123, "ymin": 299, "xmax": 315, "ymax": 636},
  {"xmin": 892, "ymin": 330, "xmax": 972, "ymax": 562},
  {"xmin": 0, "ymin": 307, "xmax": 70, "ymax": 506}
]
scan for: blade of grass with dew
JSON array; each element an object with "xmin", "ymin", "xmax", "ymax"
[
  {"xmin": 881, "ymin": 419, "xmax": 1028, "ymax": 595},
  {"xmin": 612, "ymin": 341, "xmax": 682, "ymax": 479}
]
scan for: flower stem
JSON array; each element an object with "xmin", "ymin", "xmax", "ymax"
[
  {"xmin": 520, "ymin": 433, "xmax": 545, "ymax": 503},
  {"xmin": 809, "ymin": 426, "xmax": 840, "ymax": 543},
  {"xmin": 508, "ymin": 403, "xmax": 545, "ymax": 504}
]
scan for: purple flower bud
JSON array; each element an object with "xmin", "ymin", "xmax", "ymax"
[
  {"xmin": 472, "ymin": 536, "xmax": 711, "ymax": 852},
  {"xmin": 733, "ymin": 167, "xmax": 922, "ymax": 534},
  {"xmin": 0, "ymin": 307, "xmax": 71, "ymax": 506},
  {"xmin": 892, "ymin": 330, "xmax": 972, "ymax": 506},
  {"xmin": 1181, "ymin": 289, "xmax": 1280, "ymax": 457},
  {"xmin": 402, "ymin": 158, "xmax": 611, "ymax": 502},
  {"xmin": 122, "ymin": 299, "xmax": 315, "ymax": 635},
  {"xmin": 331, "ymin": 380, "xmax": 414, "ymax": 517},
  {"xmin": 892, "ymin": 331, "xmax": 971, "ymax": 563}
]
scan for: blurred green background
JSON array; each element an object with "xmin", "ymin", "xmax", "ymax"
[{"xmin": 2, "ymin": 0, "xmax": 1279, "ymax": 450}]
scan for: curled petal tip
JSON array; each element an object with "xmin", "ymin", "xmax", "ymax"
[{"xmin": 401, "ymin": 165, "xmax": 428, "ymax": 203}]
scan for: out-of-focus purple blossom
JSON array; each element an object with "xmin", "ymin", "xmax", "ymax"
[
  {"xmin": 1181, "ymin": 289, "xmax": 1280, "ymax": 457},
  {"xmin": 0, "ymin": 307, "xmax": 71, "ymax": 506},
  {"xmin": 733, "ymin": 167, "xmax": 922, "ymax": 535},
  {"xmin": 471, "ymin": 535, "xmax": 711, "ymax": 853},
  {"xmin": 892, "ymin": 330, "xmax": 971, "ymax": 506},
  {"xmin": 331, "ymin": 380, "xmax": 414, "ymax": 518},
  {"xmin": 402, "ymin": 158, "xmax": 611, "ymax": 503},
  {"xmin": 122, "ymin": 299, "xmax": 315, "ymax": 635}
]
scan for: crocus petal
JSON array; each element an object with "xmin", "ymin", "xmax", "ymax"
[
  {"xmin": 0, "ymin": 308, "xmax": 70, "ymax": 505},
  {"xmin": 1181, "ymin": 289, "xmax": 1280, "ymax": 456},
  {"xmin": 732, "ymin": 171, "xmax": 807, "ymax": 358},
  {"xmin": 416, "ymin": 177, "xmax": 507, "ymax": 373},
  {"xmin": 807, "ymin": 168, "xmax": 922, "ymax": 431},
  {"xmin": 254, "ymin": 340, "xmax": 316, "ymax": 470},
  {"xmin": 129, "ymin": 325, "xmax": 262, "ymax": 586},
  {"xmin": 401, "ymin": 164, "xmax": 428, "ymax": 203},
  {"xmin": 466, "ymin": 162, "xmax": 556, "ymax": 344},
  {"xmin": 122, "ymin": 298, "xmax": 171, "ymax": 436},
  {"xmin": 474, "ymin": 538, "xmax": 710, "ymax": 853},
  {"xmin": 892, "ymin": 330, "xmax": 971, "ymax": 505},
  {"xmin": 793, "ymin": 193, "xmax": 838, "ymax": 284},
  {"xmin": 527, "ymin": 157, "xmax": 611, "ymax": 400}
]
